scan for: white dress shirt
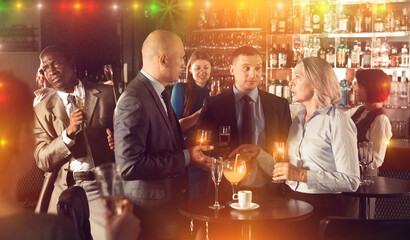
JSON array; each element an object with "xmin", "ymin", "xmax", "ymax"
[{"xmin": 57, "ymin": 81, "xmax": 95, "ymax": 172}]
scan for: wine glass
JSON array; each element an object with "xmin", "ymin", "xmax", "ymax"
[
  {"xmin": 219, "ymin": 126, "xmax": 231, "ymax": 144},
  {"xmin": 74, "ymin": 84, "xmax": 85, "ymax": 108},
  {"xmin": 358, "ymin": 141, "xmax": 374, "ymax": 185},
  {"xmin": 223, "ymin": 155, "xmax": 246, "ymax": 201},
  {"xmin": 272, "ymin": 142, "xmax": 285, "ymax": 183},
  {"xmin": 209, "ymin": 157, "xmax": 224, "ymax": 209},
  {"xmin": 103, "ymin": 64, "xmax": 114, "ymax": 86}
]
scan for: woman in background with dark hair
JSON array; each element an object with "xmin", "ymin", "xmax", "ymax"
[
  {"xmin": 171, "ymin": 49, "xmax": 212, "ymax": 198},
  {"xmin": 351, "ymin": 69, "xmax": 392, "ymax": 172}
]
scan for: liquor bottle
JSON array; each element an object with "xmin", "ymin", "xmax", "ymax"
[
  {"xmin": 380, "ymin": 40, "xmax": 390, "ymax": 68},
  {"xmin": 312, "ymin": 4, "xmax": 323, "ymax": 33},
  {"xmin": 292, "ymin": 6, "xmax": 301, "ymax": 34},
  {"xmin": 363, "ymin": 3, "xmax": 372, "ymax": 32},
  {"xmin": 389, "ymin": 47, "xmax": 400, "ymax": 67},
  {"xmin": 399, "ymin": 70, "xmax": 408, "ymax": 108},
  {"xmin": 389, "ymin": 70, "xmax": 399, "ymax": 108},
  {"xmin": 270, "ymin": 10, "xmax": 278, "ymax": 34},
  {"xmin": 326, "ymin": 44, "xmax": 336, "ymax": 67},
  {"xmin": 362, "ymin": 41, "xmax": 372, "ymax": 68},
  {"xmin": 339, "ymin": 79, "xmax": 350, "ymax": 106},
  {"xmin": 286, "ymin": 7, "xmax": 293, "ymax": 34},
  {"xmin": 278, "ymin": 44, "xmax": 287, "ymax": 68},
  {"xmin": 374, "ymin": 5, "xmax": 385, "ymax": 32},
  {"xmin": 268, "ymin": 80, "xmax": 276, "ymax": 94},
  {"xmin": 275, "ymin": 79, "xmax": 283, "ymax": 98},
  {"xmin": 286, "ymin": 44, "xmax": 293, "ymax": 68},
  {"xmin": 278, "ymin": 8, "xmax": 286, "ymax": 34},
  {"xmin": 372, "ymin": 38, "xmax": 382, "ymax": 68},
  {"xmin": 400, "ymin": 44, "xmax": 410, "ymax": 67},
  {"xmin": 348, "ymin": 80, "xmax": 356, "ymax": 106},
  {"xmin": 304, "ymin": 6, "xmax": 313, "ymax": 34},
  {"xmin": 292, "ymin": 41, "xmax": 301, "ymax": 67},
  {"xmin": 318, "ymin": 41, "xmax": 326, "ymax": 60},
  {"xmin": 351, "ymin": 41, "xmax": 361, "ymax": 68},
  {"xmin": 386, "ymin": 9, "xmax": 395, "ymax": 32},
  {"xmin": 269, "ymin": 43, "xmax": 278, "ymax": 68},
  {"xmin": 338, "ymin": 6, "xmax": 349, "ymax": 33},
  {"xmin": 283, "ymin": 75, "xmax": 291, "ymax": 103},
  {"xmin": 401, "ymin": 8, "xmax": 409, "ymax": 31},
  {"xmin": 311, "ymin": 38, "xmax": 319, "ymax": 58},
  {"xmin": 336, "ymin": 40, "xmax": 347, "ymax": 68},
  {"xmin": 354, "ymin": 9, "xmax": 363, "ymax": 33},
  {"xmin": 323, "ymin": 5, "xmax": 335, "ymax": 33}
]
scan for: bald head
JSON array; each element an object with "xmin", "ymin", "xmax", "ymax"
[
  {"xmin": 141, "ymin": 30, "xmax": 186, "ymax": 86},
  {"xmin": 142, "ymin": 30, "xmax": 182, "ymax": 63}
]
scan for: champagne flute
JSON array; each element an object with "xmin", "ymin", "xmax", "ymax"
[
  {"xmin": 358, "ymin": 141, "xmax": 374, "ymax": 185},
  {"xmin": 197, "ymin": 129, "xmax": 212, "ymax": 147},
  {"xmin": 94, "ymin": 163, "xmax": 125, "ymax": 215},
  {"xmin": 73, "ymin": 84, "xmax": 86, "ymax": 128},
  {"xmin": 103, "ymin": 64, "xmax": 114, "ymax": 85},
  {"xmin": 219, "ymin": 126, "xmax": 231, "ymax": 144},
  {"xmin": 209, "ymin": 157, "xmax": 224, "ymax": 209},
  {"xmin": 223, "ymin": 155, "xmax": 246, "ymax": 202},
  {"xmin": 272, "ymin": 142, "xmax": 285, "ymax": 183}
]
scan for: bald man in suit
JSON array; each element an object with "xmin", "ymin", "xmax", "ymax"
[{"xmin": 114, "ymin": 30, "xmax": 213, "ymax": 240}]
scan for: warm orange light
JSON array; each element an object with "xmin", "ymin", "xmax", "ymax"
[
  {"xmin": 16, "ymin": 2, "xmax": 22, "ymax": 9},
  {"xmin": 0, "ymin": 139, "xmax": 6, "ymax": 147},
  {"xmin": 112, "ymin": 4, "xmax": 118, "ymax": 10},
  {"xmin": 74, "ymin": 3, "xmax": 81, "ymax": 9},
  {"xmin": 240, "ymin": 2, "xmax": 245, "ymax": 8},
  {"xmin": 133, "ymin": 3, "xmax": 139, "ymax": 9},
  {"xmin": 205, "ymin": 1, "xmax": 210, "ymax": 8},
  {"xmin": 187, "ymin": 1, "xmax": 193, "ymax": 7},
  {"xmin": 278, "ymin": 3, "xmax": 283, "ymax": 9},
  {"xmin": 37, "ymin": 3, "xmax": 42, "ymax": 9}
]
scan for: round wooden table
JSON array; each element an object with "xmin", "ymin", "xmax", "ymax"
[
  {"xmin": 178, "ymin": 195, "xmax": 313, "ymax": 240},
  {"xmin": 343, "ymin": 176, "xmax": 410, "ymax": 219}
]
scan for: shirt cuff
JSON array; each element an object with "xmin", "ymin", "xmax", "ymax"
[
  {"xmin": 62, "ymin": 129, "xmax": 76, "ymax": 147},
  {"xmin": 183, "ymin": 149, "xmax": 190, "ymax": 166}
]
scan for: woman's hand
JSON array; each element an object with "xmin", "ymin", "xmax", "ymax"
[{"xmin": 273, "ymin": 162, "xmax": 307, "ymax": 183}]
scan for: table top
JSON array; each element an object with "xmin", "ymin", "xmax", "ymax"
[
  {"xmin": 343, "ymin": 176, "xmax": 410, "ymax": 198},
  {"xmin": 178, "ymin": 196, "xmax": 313, "ymax": 224}
]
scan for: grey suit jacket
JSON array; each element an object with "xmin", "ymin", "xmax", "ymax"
[
  {"xmin": 114, "ymin": 72, "xmax": 186, "ymax": 208},
  {"xmin": 34, "ymin": 83, "xmax": 115, "ymax": 213}
]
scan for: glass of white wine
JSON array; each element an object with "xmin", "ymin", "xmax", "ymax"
[
  {"xmin": 209, "ymin": 157, "xmax": 224, "ymax": 209},
  {"xmin": 94, "ymin": 163, "xmax": 125, "ymax": 215}
]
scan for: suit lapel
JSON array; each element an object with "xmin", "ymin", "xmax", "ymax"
[
  {"xmin": 47, "ymin": 92, "xmax": 70, "ymax": 128},
  {"xmin": 137, "ymin": 73, "xmax": 179, "ymax": 148},
  {"xmin": 84, "ymin": 84, "xmax": 99, "ymax": 126}
]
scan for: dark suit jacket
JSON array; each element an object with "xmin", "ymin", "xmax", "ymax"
[
  {"xmin": 114, "ymin": 72, "xmax": 186, "ymax": 206},
  {"xmin": 34, "ymin": 83, "xmax": 116, "ymax": 214},
  {"xmin": 114, "ymin": 72, "xmax": 187, "ymax": 239},
  {"xmin": 197, "ymin": 88, "xmax": 292, "ymax": 154}
]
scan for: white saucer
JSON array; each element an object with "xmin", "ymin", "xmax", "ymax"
[{"xmin": 230, "ymin": 202, "xmax": 260, "ymax": 210}]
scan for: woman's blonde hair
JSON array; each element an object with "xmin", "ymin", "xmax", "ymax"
[{"xmin": 298, "ymin": 57, "xmax": 341, "ymax": 108}]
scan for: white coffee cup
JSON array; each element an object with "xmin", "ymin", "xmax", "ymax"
[{"xmin": 232, "ymin": 190, "xmax": 252, "ymax": 209}]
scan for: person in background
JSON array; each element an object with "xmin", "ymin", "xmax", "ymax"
[
  {"xmin": 351, "ymin": 69, "xmax": 392, "ymax": 172},
  {"xmin": 231, "ymin": 57, "xmax": 360, "ymax": 240},
  {"xmin": 114, "ymin": 30, "xmax": 213, "ymax": 240},
  {"xmin": 0, "ymin": 70, "xmax": 81, "ymax": 240},
  {"xmin": 34, "ymin": 45, "xmax": 116, "ymax": 240},
  {"xmin": 170, "ymin": 49, "xmax": 212, "ymax": 198}
]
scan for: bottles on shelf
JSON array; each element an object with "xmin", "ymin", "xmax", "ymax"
[
  {"xmin": 198, "ymin": 8, "xmax": 260, "ymax": 29},
  {"xmin": 268, "ymin": 75, "xmax": 292, "ymax": 103},
  {"xmin": 268, "ymin": 2, "xmax": 409, "ymax": 35},
  {"xmin": 385, "ymin": 70, "xmax": 409, "ymax": 109}
]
